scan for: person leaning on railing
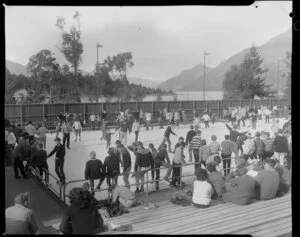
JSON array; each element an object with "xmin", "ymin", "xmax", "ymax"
[
  {"xmin": 31, "ymin": 143, "xmax": 49, "ymax": 183},
  {"xmin": 103, "ymin": 147, "xmax": 123, "ymax": 188}
]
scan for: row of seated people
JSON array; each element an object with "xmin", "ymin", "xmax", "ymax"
[{"xmin": 191, "ymin": 157, "xmax": 291, "ymax": 207}]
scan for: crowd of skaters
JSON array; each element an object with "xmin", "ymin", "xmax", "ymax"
[{"xmin": 4, "ymin": 103, "xmax": 292, "ymax": 234}]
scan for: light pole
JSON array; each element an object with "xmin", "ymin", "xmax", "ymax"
[
  {"xmin": 96, "ymin": 42, "xmax": 103, "ymax": 102},
  {"xmin": 203, "ymin": 51, "xmax": 210, "ymax": 101},
  {"xmin": 277, "ymin": 57, "xmax": 282, "ymax": 98}
]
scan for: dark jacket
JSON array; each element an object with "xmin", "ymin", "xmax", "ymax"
[
  {"xmin": 59, "ymin": 197, "xmax": 103, "ymax": 235},
  {"xmin": 103, "ymin": 154, "xmax": 121, "ymax": 177},
  {"xmin": 208, "ymin": 171, "xmax": 226, "ymax": 198},
  {"xmin": 12, "ymin": 141, "xmax": 29, "ymax": 161},
  {"xmin": 186, "ymin": 130, "xmax": 196, "ymax": 144},
  {"xmin": 164, "ymin": 126, "xmax": 176, "ymax": 138},
  {"xmin": 31, "ymin": 150, "xmax": 48, "ymax": 168},
  {"xmin": 273, "ymin": 135, "xmax": 288, "ymax": 153},
  {"xmin": 119, "ymin": 148, "xmax": 132, "ymax": 171},
  {"xmin": 134, "ymin": 148, "xmax": 154, "ymax": 171},
  {"xmin": 156, "ymin": 148, "xmax": 171, "ymax": 164},
  {"xmin": 48, "ymin": 144, "xmax": 66, "ymax": 160},
  {"xmin": 226, "ymin": 124, "xmax": 247, "ymax": 142},
  {"xmin": 254, "ymin": 138, "xmax": 265, "ymax": 155},
  {"xmin": 85, "ymin": 159, "xmax": 105, "ymax": 180},
  {"xmin": 12, "ymin": 126, "xmax": 23, "ymax": 142}
]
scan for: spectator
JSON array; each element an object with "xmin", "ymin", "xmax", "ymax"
[
  {"xmin": 192, "ymin": 168, "xmax": 214, "ymax": 208},
  {"xmin": 59, "ymin": 187, "xmax": 104, "ymax": 234},
  {"xmin": 72, "ymin": 119, "xmax": 82, "ymax": 142},
  {"xmin": 221, "ymin": 135, "xmax": 234, "ymax": 176},
  {"xmin": 209, "ymin": 135, "xmax": 221, "ymax": 155},
  {"xmin": 117, "ymin": 144, "xmax": 132, "ymax": 188},
  {"xmin": 84, "ymin": 151, "xmax": 105, "ymax": 193},
  {"xmin": 262, "ymin": 132, "xmax": 274, "ymax": 159},
  {"xmin": 81, "ymin": 182, "xmax": 100, "ymax": 208},
  {"xmin": 206, "ymin": 155, "xmax": 222, "ymax": 168},
  {"xmin": 199, "ymin": 139, "xmax": 211, "ymax": 167},
  {"xmin": 11, "ymin": 123, "xmax": 23, "ymax": 144},
  {"xmin": 206, "ymin": 162, "xmax": 226, "ymax": 202},
  {"xmin": 62, "ymin": 121, "xmax": 72, "ymax": 149},
  {"xmin": 25, "ymin": 121, "xmax": 37, "ymax": 144},
  {"xmin": 5, "ymin": 192, "xmax": 38, "ymax": 235},
  {"xmin": 154, "ymin": 143, "xmax": 172, "ymax": 190},
  {"xmin": 274, "ymin": 160, "xmax": 291, "ymax": 196},
  {"xmin": 173, "ymin": 137, "xmax": 184, "ymax": 153},
  {"xmin": 89, "ymin": 113, "xmax": 96, "ymax": 130},
  {"xmin": 31, "ymin": 143, "xmax": 49, "ymax": 182},
  {"xmin": 132, "ymin": 119, "xmax": 140, "ymax": 142},
  {"xmin": 242, "ymin": 133, "xmax": 255, "ymax": 161},
  {"xmin": 170, "ymin": 142, "xmax": 187, "ymax": 189},
  {"xmin": 225, "ymin": 123, "xmax": 248, "ymax": 155},
  {"xmin": 48, "ymin": 137, "xmax": 66, "ymax": 185},
  {"xmin": 254, "ymin": 159, "xmax": 280, "ymax": 200},
  {"xmin": 273, "ymin": 129, "xmax": 288, "ymax": 166},
  {"xmin": 133, "ymin": 142, "xmax": 154, "ymax": 193},
  {"xmin": 222, "ymin": 167, "xmax": 256, "ymax": 205},
  {"xmin": 103, "ymin": 147, "xmax": 123, "ymax": 188},
  {"xmin": 6, "ymin": 127, "xmax": 16, "ymax": 166},
  {"xmin": 186, "ymin": 125, "xmax": 197, "ymax": 162},
  {"xmin": 271, "ymin": 119, "xmax": 281, "ymax": 137},
  {"xmin": 111, "ymin": 184, "xmax": 137, "ymax": 208},
  {"xmin": 37, "ymin": 123, "xmax": 48, "ymax": 149},
  {"xmin": 253, "ymin": 132, "xmax": 265, "ymax": 161},
  {"xmin": 210, "ymin": 113, "xmax": 216, "ymax": 125},
  {"xmin": 191, "ymin": 130, "xmax": 202, "ymax": 170}
]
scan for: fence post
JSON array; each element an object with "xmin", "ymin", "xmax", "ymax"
[
  {"xmin": 218, "ymin": 101, "xmax": 220, "ymax": 118},
  {"xmin": 205, "ymin": 100, "xmax": 208, "ymax": 111},
  {"xmin": 240, "ymin": 99, "xmax": 242, "ymax": 107},
  {"xmin": 119, "ymin": 102, "xmax": 122, "ymax": 112},
  {"xmin": 63, "ymin": 103, "xmax": 66, "ymax": 114},
  {"xmin": 193, "ymin": 101, "xmax": 196, "ymax": 110},
  {"xmin": 166, "ymin": 101, "xmax": 170, "ymax": 112},
  {"xmin": 152, "ymin": 101, "xmax": 154, "ymax": 118},
  {"xmin": 20, "ymin": 104, "xmax": 23, "ymax": 127},
  {"xmin": 146, "ymin": 171, "xmax": 149, "ymax": 196},
  {"xmin": 83, "ymin": 103, "xmax": 86, "ymax": 123},
  {"xmin": 179, "ymin": 165, "xmax": 182, "ymax": 187},
  {"xmin": 42, "ymin": 103, "xmax": 45, "ymax": 121}
]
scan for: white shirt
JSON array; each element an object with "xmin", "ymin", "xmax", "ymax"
[
  {"xmin": 132, "ymin": 122, "xmax": 140, "ymax": 132},
  {"xmin": 201, "ymin": 114, "xmax": 210, "ymax": 121},
  {"xmin": 192, "ymin": 180, "xmax": 213, "ymax": 205},
  {"xmin": 146, "ymin": 113, "xmax": 151, "ymax": 121},
  {"xmin": 243, "ymin": 139, "xmax": 255, "ymax": 155},
  {"xmin": 72, "ymin": 121, "xmax": 82, "ymax": 130},
  {"xmin": 90, "ymin": 114, "xmax": 95, "ymax": 121}
]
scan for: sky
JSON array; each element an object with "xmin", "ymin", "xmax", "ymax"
[{"xmin": 5, "ymin": 2, "xmax": 292, "ymax": 82}]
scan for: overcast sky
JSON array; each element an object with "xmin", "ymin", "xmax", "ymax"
[{"xmin": 5, "ymin": 2, "xmax": 292, "ymax": 81}]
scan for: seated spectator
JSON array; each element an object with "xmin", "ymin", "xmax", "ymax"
[
  {"xmin": 110, "ymin": 184, "xmax": 137, "ymax": 208},
  {"xmin": 254, "ymin": 159, "xmax": 280, "ymax": 200},
  {"xmin": 199, "ymin": 139, "xmax": 211, "ymax": 167},
  {"xmin": 208, "ymin": 135, "xmax": 220, "ymax": 155},
  {"xmin": 206, "ymin": 154, "xmax": 222, "ymax": 168},
  {"xmin": 274, "ymin": 160, "xmax": 291, "ymax": 196},
  {"xmin": 59, "ymin": 187, "xmax": 104, "ymax": 234},
  {"xmin": 206, "ymin": 162, "xmax": 226, "ymax": 201},
  {"xmin": 5, "ymin": 192, "xmax": 38, "ymax": 235},
  {"xmin": 192, "ymin": 168, "xmax": 214, "ymax": 208},
  {"xmin": 81, "ymin": 182, "xmax": 101, "ymax": 208},
  {"xmin": 222, "ymin": 167, "xmax": 256, "ymax": 205}
]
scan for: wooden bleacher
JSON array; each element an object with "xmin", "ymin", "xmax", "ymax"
[{"xmin": 100, "ymin": 193, "xmax": 291, "ymax": 236}]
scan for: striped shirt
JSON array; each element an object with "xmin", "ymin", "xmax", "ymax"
[{"xmin": 191, "ymin": 135, "xmax": 201, "ymax": 150}]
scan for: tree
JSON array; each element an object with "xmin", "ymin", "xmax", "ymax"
[
  {"xmin": 156, "ymin": 94, "xmax": 162, "ymax": 101},
  {"xmin": 27, "ymin": 49, "xmax": 60, "ymax": 102},
  {"xmin": 283, "ymin": 51, "xmax": 291, "ymax": 98},
  {"xmin": 223, "ymin": 45, "xmax": 271, "ymax": 99},
  {"xmin": 56, "ymin": 13, "xmax": 83, "ymax": 102}
]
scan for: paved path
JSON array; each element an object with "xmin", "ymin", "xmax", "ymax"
[{"xmin": 5, "ymin": 167, "xmax": 64, "ymax": 234}]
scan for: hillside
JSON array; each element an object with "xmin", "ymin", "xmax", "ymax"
[
  {"xmin": 127, "ymin": 77, "xmax": 159, "ymax": 88},
  {"xmin": 180, "ymin": 29, "xmax": 292, "ymax": 91},
  {"xmin": 6, "ymin": 59, "xmax": 29, "ymax": 76},
  {"xmin": 158, "ymin": 64, "xmax": 213, "ymax": 91}
]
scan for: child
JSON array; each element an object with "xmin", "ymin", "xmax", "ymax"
[
  {"xmin": 170, "ymin": 142, "xmax": 187, "ymax": 189},
  {"xmin": 199, "ymin": 139, "xmax": 211, "ymax": 168},
  {"xmin": 253, "ymin": 132, "xmax": 265, "ymax": 162},
  {"xmin": 103, "ymin": 147, "xmax": 123, "ymax": 188},
  {"xmin": 105, "ymin": 129, "xmax": 115, "ymax": 149},
  {"xmin": 72, "ymin": 119, "xmax": 82, "ymax": 142},
  {"xmin": 209, "ymin": 135, "xmax": 220, "ymax": 155},
  {"xmin": 192, "ymin": 168, "xmax": 213, "ymax": 208}
]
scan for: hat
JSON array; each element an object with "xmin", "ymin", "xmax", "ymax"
[
  {"xmin": 255, "ymin": 132, "xmax": 261, "ymax": 137},
  {"xmin": 149, "ymin": 143, "xmax": 154, "ymax": 148}
]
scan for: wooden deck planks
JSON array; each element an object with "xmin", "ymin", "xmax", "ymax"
[
  {"xmin": 99, "ymin": 194, "xmax": 291, "ymax": 235},
  {"xmin": 131, "ymin": 197, "xmax": 289, "ymax": 234}
]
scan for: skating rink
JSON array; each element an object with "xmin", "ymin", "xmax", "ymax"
[{"xmin": 44, "ymin": 118, "xmax": 288, "ymax": 203}]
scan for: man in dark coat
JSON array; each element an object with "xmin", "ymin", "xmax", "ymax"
[{"xmin": 84, "ymin": 151, "xmax": 105, "ymax": 193}]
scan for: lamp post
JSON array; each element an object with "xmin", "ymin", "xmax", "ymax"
[
  {"xmin": 277, "ymin": 57, "xmax": 282, "ymax": 98},
  {"xmin": 96, "ymin": 42, "xmax": 103, "ymax": 102},
  {"xmin": 203, "ymin": 51, "xmax": 210, "ymax": 101}
]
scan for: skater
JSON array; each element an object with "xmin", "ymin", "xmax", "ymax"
[
  {"xmin": 37, "ymin": 123, "xmax": 47, "ymax": 149},
  {"xmin": 221, "ymin": 135, "xmax": 234, "ymax": 177},
  {"xmin": 273, "ymin": 129, "xmax": 288, "ymax": 166},
  {"xmin": 186, "ymin": 125, "xmax": 197, "ymax": 162},
  {"xmin": 84, "ymin": 151, "xmax": 105, "ymax": 193},
  {"xmin": 104, "ymin": 129, "xmax": 115, "ymax": 149},
  {"xmin": 249, "ymin": 111, "xmax": 258, "ymax": 130},
  {"xmin": 62, "ymin": 121, "xmax": 72, "ymax": 149},
  {"xmin": 89, "ymin": 113, "xmax": 96, "ymax": 130},
  {"xmin": 55, "ymin": 121, "xmax": 61, "ymax": 138},
  {"xmin": 208, "ymin": 135, "xmax": 221, "ymax": 155},
  {"xmin": 253, "ymin": 132, "xmax": 265, "ymax": 162},
  {"xmin": 48, "ymin": 137, "xmax": 66, "ymax": 184},
  {"xmin": 145, "ymin": 112, "xmax": 153, "ymax": 130},
  {"xmin": 117, "ymin": 120, "xmax": 129, "ymax": 146},
  {"xmin": 174, "ymin": 110, "xmax": 180, "ymax": 128},
  {"xmin": 72, "ymin": 119, "xmax": 82, "ymax": 142},
  {"xmin": 201, "ymin": 112, "xmax": 210, "ymax": 128},
  {"xmin": 191, "ymin": 130, "xmax": 202, "ymax": 169},
  {"xmin": 225, "ymin": 123, "xmax": 248, "ymax": 156},
  {"xmin": 116, "ymin": 143, "xmax": 132, "ymax": 188},
  {"xmin": 161, "ymin": 125, "xmax": 177, "ymax": 153}
]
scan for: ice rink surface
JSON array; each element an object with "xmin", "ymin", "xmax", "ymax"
[{"xmin": 44, "ymin": 118, "xmax": 288, "ymax": 203}]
